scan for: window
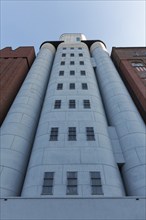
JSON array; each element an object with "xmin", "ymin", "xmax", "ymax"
[
  {"xmin": 80, "ymin": 70, "xmax": 86, "ymax": 76},
  {"xmin": 68, "ymin": 127, "xmax": 76, "ymax": 141},
  {"xmin": 78, "ymin": 47, "xmax": 82, "ymax": 50},
  {"xmin": 131, "ymin": 62, "xmax": 144, "ymax": 67},
  {"xmin": 61, "ymin": 61, "xmax": 65, "ymax": 65},
  {"xmin": 76, "ymin": 37, "xmax": 80, "ymax": 41},
  {"xmin": 82, "ymin": 83, "xmax": 88, "ymax": 90},
  {"xmin": 86, "ymin": 127, "xmax": 95, "ymax": 141},
  {"xmin": 69, "ymin": 100, "xmax": 76, "ymax": 109},
  {"xmin": 70, "ymin": 61, "xmax": 75, "ymax": 65},
  {"xmin": 57, "ymin": 83, "xmax": 63, "ymax": 90},
  {"xmin": 63, "ymin": 48, "xmax": 66, "ymax": 50},
  {"xmin": 69, "ymin": 83, "xmax": 75, "ymax": 90},
  {"xmin": 83, "ymin": 100, "xmax": 90, "ymax": 109},
  {"xmin": 66, "ymin": 172, "xmax": 78, "ymax": 195},
  {"xmin": 54, "ymin": 100, "xmax": 61, "ymax": 109},
  {"xmin": 90, "ymin": 172, "xmax": 103, "ymax": 195},
  {"xmin": 42, "ymin": 172, "xmax": 54, "ymax": 195},
  {"xmin": 59, "ymin": 71, "xmax": 64, "ymax": 76},
  {"xmin": 79, "ymin": 53, "xmax": 83, "ymax": 57},
  {"xmin": 70, "ymin": 70, "xmax": 75, "ymax": 75},
  {"xmin": 80, "ymin": 61, "xmax": 84, "ymax": 65},
  {"xmin": 70, "ymin": 47, "xmax": 74, "ymax": 50},
  {"xmin": 50, "ymin": 127, "xmax": 58, "ymax": 141},
  {"xmin": 62, "ymin": 53, "xmax": 66, "ymax": 57},
  {"xmin": 70, "ymin": 53, "xmax": 74, "ymax": 57}
]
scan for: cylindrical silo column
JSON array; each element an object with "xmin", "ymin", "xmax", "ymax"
[
  {"xmin": 0, "ymin": 43, "xmax": 56, "ymax": 196},
  {"xmin": 91, "ymin": 42, "xmax": 146, "ymax": 196}
]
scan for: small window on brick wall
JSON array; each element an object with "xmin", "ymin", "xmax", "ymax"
[
  {"xmin": 90, "ymin": 172, "xmax": 103, "ymax": 195},
  {"xmin": 66, "ymin": 172, "xmax": 78, "ymax": 195},
  {"xmin": 42, "ymin": 172, "xmax": 54, "ymax": 195}
]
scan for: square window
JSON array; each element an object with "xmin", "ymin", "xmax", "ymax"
[
  {"xmin": 62, "ymin": 53, "xmax": 66, "ymax": 57},
  {"xmin": 78, "ymin": 47, "xmax": 82, "ymax": 50},
  {"xmin": 59, "ymin": 71, "xmax": 64, "ymax": 76},
  {"xmin": 70, "ymin": 53, "xmax": 74, "ymax": 57},
  {"xmin": 69, "ymin": 100, "xmax": 76, "ymax": 109},
  {"xmin": 79, "ymin": 53, "xmax": 83, "ymax": 57},
  {"xmin": 80, "ymin": 70, "xmax": 86, "ymax": 76},
  {"xmin": 69, "ymin": 83, "xmax": 75, "ymax": 90},
  {"xmin": 61, "ymin": 61, "xmax": 65, "ymax": 65},
  {"xmin": 80, "ymin": 61, "xmax": 84, "ymax": 65},
  {"xmin": 70, "ymin": 70, "xmax": 75, "ymax": 75},
  {"xmin": 57, "ymin": 83, "xmax": 63, "ymax": 90},
  {"xmin": 70, "ymin": 61, "xmax": 75, "ymax": 65},
  {"xmin": 70, "ymin": 47, "xmax": 74, "ymax": 50},
  {"xmin": 76, "ymin": 37, "xmax": 80, "ymax": 41},
  {"xmin": 82, "ymin": 83, "xmax": 88, "ymax": 90},
  {"xmin": 63, "ymin": 48, "xmax": 66, "ymax": 50}
]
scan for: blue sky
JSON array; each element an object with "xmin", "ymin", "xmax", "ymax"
[{"xmin": 1, "ymin": 0, "xmax": 146, "ymax": 54}]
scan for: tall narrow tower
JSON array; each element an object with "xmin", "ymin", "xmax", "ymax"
[{"xmin": 0, "ymin": 34, "xmax": 146, "ymax": 220}]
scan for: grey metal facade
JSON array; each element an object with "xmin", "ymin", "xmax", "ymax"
[{"xmin": 0, "ymin": 34, "xmax": 146, "ymax": 219}]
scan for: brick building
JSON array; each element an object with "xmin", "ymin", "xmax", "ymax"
[
  {"xmin": 111, "ymin": 47, "xmax": 146, "ymax": 123},
  {"xmin": 0, "ymin": 47, "xmax": 35, "ymax": 125}
]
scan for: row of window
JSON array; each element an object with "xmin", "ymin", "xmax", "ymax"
[
  {"xmin": 57, "ymin": 83, "xmax": 88, "ymax": 90},
  {"xmin": 62, "ymin": 47, "xmax": 82, "ymax": 50},
  {"xmin": 54, "ymin": 99, "xmax": 90, "ymax": 109},
  {"xmin": 60, "ymin": 61, "xmax": 84, "ymax": 65},
  {"xmin": 49, "ymin": 127, "xmax": 95, "ymax": 141},
  {"xmin": 62, "ymin": 53, "xmax": 83, "ymax": 57},
  {"xmin": 59, "ymin": 70, "xmax": 86, "ymax": 76},
  {"xmin": 42, "ymin": 171, "xmax": 103, "ymax": 195}
]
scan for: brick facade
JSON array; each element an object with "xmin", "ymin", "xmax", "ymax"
[
  {"xmin": 111, "ymin": 47, "xmax": 146, "ymax": 123},
  {"xmin": 0, "ymin": 47, "xmax": 35, "ymax": 125}
]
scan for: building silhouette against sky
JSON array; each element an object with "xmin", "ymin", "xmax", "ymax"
[{"xmin": 0, "ymin": 34, "xmax": 146, "ymax": 220}]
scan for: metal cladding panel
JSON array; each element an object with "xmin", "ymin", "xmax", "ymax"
[
  {"xmin": 91, "ymin": 42, "xmax": 146, "ymax": 196},
  {"xmin": 0, "ymin": 44, "xmax": 55, "ymax": 196}
]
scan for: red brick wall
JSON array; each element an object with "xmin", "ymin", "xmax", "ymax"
[
  {"xmin": 0, "ymin": 47, "xmax": 35, "ymax": 125},
  {"xmin": 111, "ymin": 47, "xmax": 146, "ymax": 123}
]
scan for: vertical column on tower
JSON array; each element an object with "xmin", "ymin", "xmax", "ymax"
[
  {"xmin": 91, "ymin": 42, "xmax": 146, "ymax": 196},
  {"xmin": 0, "ymin": 43, "xmax": 56, "ymax": 196},
  {"xmin": 22, "ymin": 40, "xmax": 125, "ymax": 197}
]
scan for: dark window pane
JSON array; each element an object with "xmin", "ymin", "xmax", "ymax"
[{"xmin": 59, "ymin": 71, "xmax": 64, "ymax": 76}]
